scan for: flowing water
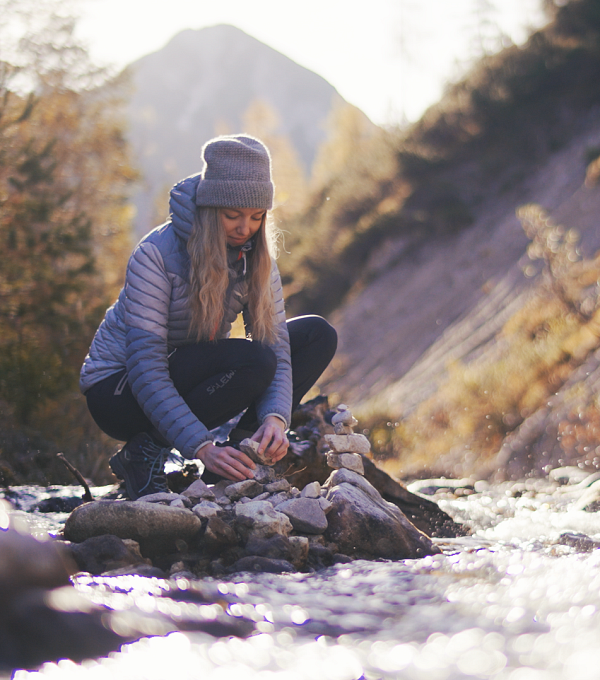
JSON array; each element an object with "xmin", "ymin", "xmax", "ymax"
[{"xmin": 7, "ymin": 477, "xmax": 600, "ymax": 680}]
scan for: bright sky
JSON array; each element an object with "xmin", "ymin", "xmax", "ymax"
[{"xmin": 74, "ymin": 0, "xmax": 547, "ymax": 125}]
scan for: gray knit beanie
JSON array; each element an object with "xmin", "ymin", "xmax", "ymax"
[{"xmin": 195, "ymin": 135, "xmax": 274, "ymax": 210}]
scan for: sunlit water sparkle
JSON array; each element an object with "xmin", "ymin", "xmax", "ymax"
[{"xmin": 8, "ymin": 479, "xmax": 600, "ymax": 680}]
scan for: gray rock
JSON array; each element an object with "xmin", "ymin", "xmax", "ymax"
[
  {"xmin": 325, "ymin": 482, "xmax": 440, "ymax": 560},
  {"xmin": 334, "ymin": 423, "xmax": 354, "ymax": 435},
  {"xmin": 288, "ymin": 535, "xmax": 309, "ymax": 570},
  {"xmin": 265, "ymin": 479, "xmax": 291, "ymax": 493},
  {"xmin": 268, "ymin": 492, "xmax": 291, "ymax": 507},
  {"xmin": 253, "ymin": 465, "xmax": 276, "ymax": 484},
  {"xmin": 224, "ymin": 479, "xmax": 263, "ymax": 501},
  {"xmin": 276, "ymin": 497, "xmax": 328, "ymax": 534},
  {"xmin": 67, "ymin": 535, "xmax": 150, "ymax": 575},
  {"xmin": 211, "ymin": 480, "xmax": 231, "ymax": 500},
  {"xmin": 170, "ymin": 499, "xmax": 186, "ymax": 508},
  {"xmin": 63, "ymin": 500, "xmax": 203, "ymax": 555},
  {"xmin": 326, "ymin": 452, "xmax": 365, "ymax": 475},
  {"xmin": 137, "ymin": 492, "xmax": 191, "ymax": 507},
  {"xmin": 182, "ymin": 479, "xmax": 216, "ymax": 502},
  {"xmin": 227, "ymin": 556, "xmax": 296, "ymax": 574},
  {"xmin": 202, "ymin": 517, "xmax": 238, "ymax": 551},
  {"xmin": 245, "ymin": 534, "xmax": 292, "ymax": 560},
  {"xmin": 324, "ymin": 433, "xmax": 371, "ymax": 454},
  {"xmin": 301, "ymin": 481, "xmax": 321, "ymax": 498},
  {"xmin": 324, "ymin": 467, "xmax": 381, "ymax": 502},
  {"xmin": 253, "ymin": 492, "xmax": 271, "ymax": 502},
  {"xmin": 318, "ymin": 497, "xmax": 333, "ymax": 514},
  {"xmin": 234, "ymin": 501, "xmax": 292, "ymax": 539},
  {"xmin": 239, "ymin": 438, "xmax": 276, "ymax": 466},
  {"xmin": 331, "ymin": 409, "xmax": 357, "ymax": 426},
  {"xmin": 191, "ymin": 501, "xmax": 222, "ymax": 519}
]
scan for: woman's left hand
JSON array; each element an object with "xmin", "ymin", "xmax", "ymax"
[{"xmin": 251, "ymin": 416, "xmax": 288, "ymax": 463}]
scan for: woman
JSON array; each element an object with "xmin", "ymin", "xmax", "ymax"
[{"xmin": 80, "ymin": 135, "xmax": 337, "ymax": 500}]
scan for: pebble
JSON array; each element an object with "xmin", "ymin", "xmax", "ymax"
[{"xmin": 326, "ymin": 452, "xmax": 365, "ymax": 475}]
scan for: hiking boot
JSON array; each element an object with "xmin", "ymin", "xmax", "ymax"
[{"xmin": 109, "ymin": 432, "xmax": 172, "ymax": 500}]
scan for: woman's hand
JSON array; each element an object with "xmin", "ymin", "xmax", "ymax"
[
  {"xmin": 251, "ymin": 416, "xmax": 289, "ymax": 464},
  {"xmin": 196, "ymin": 443, "xmax": 256, "ymax": 482}
]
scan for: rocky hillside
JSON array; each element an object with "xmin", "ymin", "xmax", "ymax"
[
  {"xmin": 302, "ymin": 0, "xmax": 600, "ymax": 479},
  {"xmin": 125, "ymin": 24, "xmax": 343, "ymax": 235}
]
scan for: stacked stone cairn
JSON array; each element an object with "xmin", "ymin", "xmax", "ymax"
[{"xmin": 62, "ymin": 404, "xmax": 440, "ymax": 578}]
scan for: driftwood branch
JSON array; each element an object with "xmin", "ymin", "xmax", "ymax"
[{"xmin": 57, "ymin": 453, "xmax": 93, "ymax": 503}]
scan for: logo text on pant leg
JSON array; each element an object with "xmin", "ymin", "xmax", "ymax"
[{"xmin": 207, "ymin": 370, "xmax": 236, "ymax": 395}]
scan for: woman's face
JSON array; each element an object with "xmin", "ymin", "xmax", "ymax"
[{"xmin": 219, "ymin": 207, "xmax": 265, "ymax": 247}]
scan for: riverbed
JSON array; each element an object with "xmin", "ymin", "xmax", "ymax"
[{"xmin": 6, "ymin": 476, "xmax": 600, "ymax": 680}]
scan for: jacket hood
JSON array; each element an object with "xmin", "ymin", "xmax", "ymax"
[
  {"xmin": 169, "ymin": 173, "xmax": 201, "ymax": 242},
  {"xmin": 169, "ymin": 174, "xmax": 256, "ymax": 257}
]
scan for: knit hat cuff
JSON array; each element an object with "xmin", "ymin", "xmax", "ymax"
[{"xmin": 195, "ymin": 179, "xmax": 273, "ymax": 210}]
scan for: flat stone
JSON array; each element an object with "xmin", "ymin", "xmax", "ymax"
[
  {"xmin": 324, "ymin": 483, "xmax": 440, "ymax": 560},
  {"xmin": 253, "ymin": 465, "xmax": 276, "ymax": 484},
  {"xmin": 276, "ymin": 497, "xmax": 328, "ymax": 534},
  {"xmin": 63, "ymin": 500, "xmax": 203, "ymax": 556},
  {"xmin": 265, "ymin": 479, "xmax": 291, "ymax": 493},
  {"xmin": 136, "ymin": 492, "xmax": 191, "ymax": 507},
  {"xmin": 324, "ymin": 434, "xmax": 371, "ymax": 455},
  {"xmin": 331, "ymin": 410, "xmax": 358, "ymax": 427},
  {"xmin": 191, "ymin": 501, "xmax": 222, "ymax": 519},
  {"xmin": 301, "ymin": 481, "xmax": 321, "ymax": 498},
  {"xmin": 224, "ymin": 479, "xmax": 263, "ymax": 501},
  {"xmin": 234, "ymin": 500, "xmax": 292, "ymax": 539},
  {"xmin": 326, "ymin": 452, "xmax": 365, "ymax": 475},
  {"xmin": 253, "ymin": 492, "xmax": 271, "ymax": 502},
  {"xmin": 239, "ymin": 438, "xmax": 276, "ymax": 466},
  {"xmin": 182, "ymin": 479, "xmax": 216, "ymax": 502},
  {"xmin": 210, "ymin": 480, "xmax": 231, "ymax": 500},
  {"xmin": 170, "ymin": 499, "xmax": 186, "ymax": 508}
]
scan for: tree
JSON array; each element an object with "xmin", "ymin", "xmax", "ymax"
[{"xmin": 0, "ymin": 0, "xmax": 135, "ymax": 483}]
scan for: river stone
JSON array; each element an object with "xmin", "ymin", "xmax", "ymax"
[
  {"xmin": 192, "ymin": 501, "xmax": 222, "ymax": 519},
  {"xmin": 268, "ymin": 492, "xmax": 291, "ymax": 507},
  {"xmin": 182, "ymin": 479, "xmax": 216, "ymax": 502},
  {"xmin": 63, "ymin": 500, "xmax": 203, "ymax": 555},
  {"xmin": 202, "ymin": 517, "xmax": 238, "ymax": 551},
  {"xmin": 326, "ymin": 452, "xmax": 365, "ymax": 475},
  {"xmin": 324, "ymin": 467, "xmax": 381, "ymax": 501},
  {"xmin": 239, "ymin": 438, "xmax": 276, "ymax": 466},
  {"xmin": 325, "ymin": 482, "xmax": 440, "ymax": 560},
  {"xmin": 245, "ymin": 534, "xmax": 292, "ymax": 560},
  {"xmin": 288, "ymin": 535, "xmax": 309, "ymax": 570},
  {"xmin": 324, "ymin": 433, "xmax": 371, "ymax": 454},
  {"xmin": 253, "ymin": 465, "xmax": 276, "ymax": 484},
  {"xmin": 224, "ymin": 479, "xmax": 263, "ymax": 501},
  {"xmin": 67, "ymin": 535, "xmax": 150, "ymax": 575},
  {"xmin": 235, "ymin": 500, "xmax": 293, "ymax": 539},
  {"xmin": 334, "ymin": 423, "xmax": 354, "ymax": 435},
  {"xmin": 318, "ymin": 497, "xmax": 333, "ymax": 514},
  {"xmin": 301, "ymin": 481, "xmax": 321, "ymax": 498},
  {"xmin": 265, "ymin": 479, "xmax": 291, "ymax": 493},
  {"xmin": 276, "ymin": 497, "xmax": 328, "ymax": 534},
  {"xmin": 331, "ymin": 410, "xmax": 358, "ymax": 427}
]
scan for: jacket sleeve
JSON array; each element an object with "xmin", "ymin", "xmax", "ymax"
[
  {"xmin": 124, "ymin": 241, "xmax": 213, "ymax": 458},
  {"xmin": 254, "ymin": 261, "xmax": 293, "ymax": 427}
]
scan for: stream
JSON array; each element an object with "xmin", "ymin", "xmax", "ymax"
[{"xmin": 5, "ymin": 476, "xmax": 600, "ymax": 680}]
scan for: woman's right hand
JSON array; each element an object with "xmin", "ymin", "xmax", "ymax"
[{"xmin": 195, "ymin": 443, "xmax": 256, "ymax": 482}]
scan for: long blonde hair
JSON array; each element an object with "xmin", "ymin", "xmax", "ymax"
[{"xmin": 187, "ymin": 207, "xmax": 279, "ymax": 344}]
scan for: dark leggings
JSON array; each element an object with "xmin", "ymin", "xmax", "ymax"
[{"xmin": 85, "ymin": 315, "xmax": 337, "ymax": 444}]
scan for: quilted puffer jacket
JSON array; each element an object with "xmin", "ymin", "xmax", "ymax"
[{"xmin": 79, "ymin": 173, "xmax": 292, "ymax": 459}]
